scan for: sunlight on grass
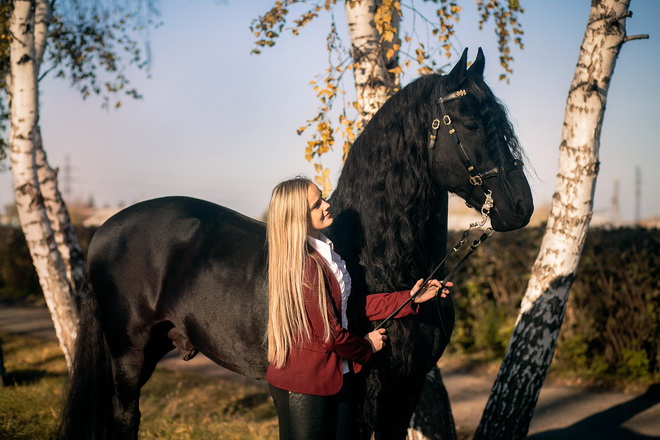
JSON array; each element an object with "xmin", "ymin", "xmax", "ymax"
[{"xmin": 0, "ymin": 332, "xmax": 278, "ymax": 439}]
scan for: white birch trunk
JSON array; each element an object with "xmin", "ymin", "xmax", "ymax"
[
  {"xmin": 345, "ymin": 0, "xmax": 400, "ymax": 125},
  {"xmin": 8, "ymin": 0, "xmax": 78, "ymax": 366},
  {"xmin": 32, "ymin": 0, "xmax": 86, "ymax": 295},
  {"xmin": 474, "ymin": 1, "xmax": 632, "ymax": 438},
  {"xmin": 35, "ymin": 128, "xmax": 86, "ymax": 294},
  {"xmin": 33, "ymin": 0, "xmax": 49, "ymax": 70}
]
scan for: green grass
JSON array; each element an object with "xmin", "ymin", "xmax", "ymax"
[{"xmin": 0, "ymin": 332, "xmax": 278, "ymax": 439}]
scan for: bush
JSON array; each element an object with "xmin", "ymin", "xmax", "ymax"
[
  {"xmin": 446, "ymin": 226, "xmax": 659, "ymax": 384},
  {"xmin": 0, "ymin": 226, "xmax": 96, "ymax": 304},
  {"xmin": 557, "ymin": 228, "xmax": 659, "ymax": 382},
  {"xmin": 0, "ymin": 226, "xmax": 41, "ymax": 302},
  {"xmin": 446, "ymin": 226, "xmax": 543, "ymax": 360}
]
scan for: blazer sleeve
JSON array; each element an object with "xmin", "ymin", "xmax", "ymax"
[
  {"xmin": 302, "ymin": 259, "xmax": 374, "ymax": 365},
  {"xmin": 364, "ymin": 290, "xmax": 419, "ymax": 321}
]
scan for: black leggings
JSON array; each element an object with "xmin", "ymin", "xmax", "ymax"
[{"xmin": 269, "ymin": 374, "xmax": 354, "ymax": 440}]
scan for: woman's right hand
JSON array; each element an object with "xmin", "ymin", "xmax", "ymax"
[{"xmin": 365, "ymin": 328, "xmax": 388, "ymax": 353}]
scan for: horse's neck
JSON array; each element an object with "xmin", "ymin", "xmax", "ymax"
[{"xmin": 329, "ymin": 188, "xmax": 449, "ymax": 271}]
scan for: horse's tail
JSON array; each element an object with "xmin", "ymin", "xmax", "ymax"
[{"xmin": 58, "ymin": 276, "xmax": 114, "ymax": 440}]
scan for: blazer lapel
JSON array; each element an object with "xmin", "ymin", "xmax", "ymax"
[{"xmin": 309, "ymin": 247, "xmax": 342, "ymax": 313}]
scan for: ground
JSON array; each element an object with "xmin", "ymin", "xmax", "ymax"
[{"xmin": 1, "ymin": 306, "xmax": 658, "ymax": 439}]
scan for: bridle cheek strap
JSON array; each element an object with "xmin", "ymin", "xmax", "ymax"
[
  {"xmin": 434, "ymin": 90, "xmax": 485, "ymax": 186},
  {"xmin": 428, "ymin": 88, "xmax": 525, "ymax": 189}
]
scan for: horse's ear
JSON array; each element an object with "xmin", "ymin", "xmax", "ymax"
[
  {"xmin": 446, "ymin": 48, "xmax": 469, "ymax": 88},
  {"xmin": 467, "ymin": 47, "xmax": 485, "ymax": 78}
]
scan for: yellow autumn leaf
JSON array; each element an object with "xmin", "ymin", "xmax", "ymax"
[
  {"xmin": 388, "ymin": 65, "xmax": 402, "ymax": 75},
  {"xmin": 416, "ymin": 48, "xmax": 425, "ymax": 64}
]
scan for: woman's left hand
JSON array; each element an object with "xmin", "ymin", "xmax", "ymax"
[{"xmin": 410, "ymin": 279, "xmax": 452, "ymax": 303}]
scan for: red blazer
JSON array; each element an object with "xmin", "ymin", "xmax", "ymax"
[{"xmin": 266, "ymin": 249, "xmax": 419, "ymax": 396}]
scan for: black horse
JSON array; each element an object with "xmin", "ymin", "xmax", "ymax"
[{"xmin": 59, "ymin": 48, "xmax": 533, "ymax": 439}]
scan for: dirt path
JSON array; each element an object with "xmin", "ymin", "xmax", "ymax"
[{"xmin": 2, "ymin": 306, "xmax": 658, "ymax": 439}]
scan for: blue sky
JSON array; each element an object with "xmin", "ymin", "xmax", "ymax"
[{"xmin": 1, "ymin": 0, "xmax": 659, "ymax": 223}]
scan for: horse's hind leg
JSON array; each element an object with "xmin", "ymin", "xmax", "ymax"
[
  {"xmin": 110, "ymin": 349, "xmax": 146, "ymax": 440},
  {"xmin": 110, "ymin": 325, "xmax": 175, "ymax": 439}
]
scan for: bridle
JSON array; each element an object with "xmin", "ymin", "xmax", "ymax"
[{"xmin": 427, "ymin": 85, "xmax": 523, "ymax": 211}]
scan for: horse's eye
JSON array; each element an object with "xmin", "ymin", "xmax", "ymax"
[{"xmin": 465, "ymin": 124, "xmax": 479, "ymax": 132}]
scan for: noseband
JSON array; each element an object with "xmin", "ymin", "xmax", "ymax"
[{"xmin": 427, "ymin": 86, "xmax": 523, "ymax": 191}]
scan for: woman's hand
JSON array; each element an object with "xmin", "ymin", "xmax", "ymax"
[
  {"xmin": 410, "ymin": 279, "xmax": 452, "ymax": 303},
  {"xmin": 365, "ymin": 328, "xmax": 388, "ymax": 353}
]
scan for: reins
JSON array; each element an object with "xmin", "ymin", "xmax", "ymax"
[{"xmin": 373, "ymin": 199, "xmax": 494, "ymax": 331}]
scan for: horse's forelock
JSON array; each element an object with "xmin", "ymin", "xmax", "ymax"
[{"xmin": 462, "ymin": 75, "xmax": 526, "ymax": 200}]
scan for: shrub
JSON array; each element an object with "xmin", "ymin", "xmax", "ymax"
[{"xmin": 447, "ymin": 226, "xmax": 659, "ymax": 383}]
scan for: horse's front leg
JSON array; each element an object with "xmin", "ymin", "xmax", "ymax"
[{"xmin": 375, "ymin": 372, "xmax": 427, "ymax": 439}]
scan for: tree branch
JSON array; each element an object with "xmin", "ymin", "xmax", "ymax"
[
  {"xmin": 623, "ymin": 34, "xmax": 649, "ymax": 43},
  {"xmin": 34, "ymin": 0, "xmax": 52, "ymax": 73}
]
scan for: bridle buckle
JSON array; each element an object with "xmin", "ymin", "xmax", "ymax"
[{"xmin": 469, "ymin": 175, "xmax": 483, "ymax": 186}]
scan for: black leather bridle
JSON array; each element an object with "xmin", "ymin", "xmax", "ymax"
[{"xmin": 427, "ymin": 87, "xmax": 523, "ymax": 190}]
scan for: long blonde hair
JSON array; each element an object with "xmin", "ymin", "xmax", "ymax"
[{"xmin": 267, "ymin": 177, "xmax": 332, "ymax": 368}]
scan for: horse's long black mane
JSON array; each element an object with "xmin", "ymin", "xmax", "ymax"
[
  {"xmin": 330, "ymin": 71, "xmax": 525, "ymax": 292},
  {"xmin": 330, "ymin": 74, "xmax": 440, "ymax": 292}
]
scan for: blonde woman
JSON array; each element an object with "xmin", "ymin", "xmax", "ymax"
[{"xmin": 266, "ymin": 177, "xmax": 450, "ymax": 440}]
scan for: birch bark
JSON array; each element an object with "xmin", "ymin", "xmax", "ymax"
[
  {"xmin": 475, "ymin": 1, "xmax": 632, "ymax": 438},
  {"xmin": 35, "ymin": 127, "xmax": 86, "ymax": 295},
  {"xmin": 345, "ymin": 0, "xmax": 400, "ymax": 125},
  {"xmin": 33, "ymin": 0, "xmax": 85, "ymax": 295},
  {"xmin": 7, "ymin": 0, "xmax": 78, "ymax": 366}
]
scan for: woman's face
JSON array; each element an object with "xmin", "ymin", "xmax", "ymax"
[{"xmin": 307, "ymin": 183, "xmax": 333, "ymax": 234}]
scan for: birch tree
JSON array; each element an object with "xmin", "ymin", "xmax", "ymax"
[
  {"xmin": 345, "ymin": 0, "xmax": 399, "ymax": 124},
  {"xmin": 7, "ymin": 0, "xmax": 79, "ymax": 365},
  {"xmin": 474, "ymin": 1, "xmax": 648, "ymax": 438},
  {"xmin": 2, "ymin": 0, "xmax": 153, "ymax": 366}
]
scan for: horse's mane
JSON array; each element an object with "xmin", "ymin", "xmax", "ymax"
[
  {"xmin": 330, "ymin": 74, "xmax": 441, "ymax": 292},
  {"xmin": 330, "ymin": 70, "xmax": 525, "ymax": 292}
]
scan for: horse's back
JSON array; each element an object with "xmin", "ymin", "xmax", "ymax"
[{"xmin": 88, "ymin": 196, "xmax": 269, "ymax": 378}]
